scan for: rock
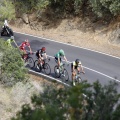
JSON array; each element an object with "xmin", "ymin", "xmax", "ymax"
[
  {"xmin": 109, "ymin": 28, "xmax": 120, "ymax": 44},
  {"xmin": 28, "ymin": 13, "xmax": 37, "ymax": 23},
  {"xmin": 21, "ymin": 13, "xmax": 29, "ymax": 24}
]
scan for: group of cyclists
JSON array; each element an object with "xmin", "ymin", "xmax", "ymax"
[{"xmin": 5, "ymin": 36, "xmax": 85, "ymax": 86}]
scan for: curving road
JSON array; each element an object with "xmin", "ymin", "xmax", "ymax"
[{"xmin": 1, "ymin": 32, "xmax": 120, "ymax": 90}]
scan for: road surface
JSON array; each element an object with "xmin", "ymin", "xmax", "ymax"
[{"xmin": 1, "ymin": 32, "xmax": 120, "ymax": 90}]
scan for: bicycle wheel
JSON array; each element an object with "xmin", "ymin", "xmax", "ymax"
[
  {"xmin": 9, "ymin": 29, "xmax": 14, "ymax": 36},
  {"xmin": 75, "ymin": 76, "xmax": 82, "ymax": 85},
  {"xmin": 25, "ymin": 57, "xmax": 34, "ymax": 68},
  {"xmin": 43, "ymin": 63, "xmax": 51, "ymax": 75},
  {"xmin": 54, "ymin": 65, "xmax": 60, "ymax": 78},
  {"xmin": 34, "ymin": 60, "xmax": 42, "ymax": 72},
  {"xmin": 61, "ymin": 69, "xmax": 69, "ymax": 82}
]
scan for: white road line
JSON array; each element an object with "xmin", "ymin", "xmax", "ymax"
[
  {"xmin": 29, "ymin": 70, "xmax": 92, "ymax": 100},
  {"xmin": 83, "ymin": 67, "xmax": 120, "ymax": 82},
  {"xmin": 47, "ymin": 55, "xmax": 120, "ymax": 83},
  {"xmin": 14, "ymin": 31, "xmax": 120, "ymax": 60},
  {"xmin": 29, "ymin": 69, "xmax": 70, "ymax": 87},
  {"xmin": 14, "ymin": 31, "xmax": 120, "ymax": 83}
]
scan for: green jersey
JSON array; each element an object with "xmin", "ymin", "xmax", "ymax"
[
  {"xmin": 6, "ymin": 39, "xmax": 14, "ymax": 48},
  {"xmin": 55, "ymin": 52, "xmax": 61, "ymax": 58}
]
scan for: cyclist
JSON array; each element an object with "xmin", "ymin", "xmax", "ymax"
[
  {"xmin": 71, "ymin": 59, "xmax": 85, "ymax": 86},
  {"xmin": 19, "ymin": 39, "xmax": 32, "ymax": 54},
  {"xmin": 5, "ymin": 36, "xmax": 15, "ymax": 48},
  {"xmin": 54, "ymin": 49, "xmax": 68, "ymax": 70},
  {"xmin": 4, "ymin": 19, "xmax": 9, "ymax": 27},
  {"xmin": 35, "ymin": 47, "xmax": 47, "ymax": 66},
  {"xmin": 19, "ymin": 39, "xmax": 32, "ymax": 60}
]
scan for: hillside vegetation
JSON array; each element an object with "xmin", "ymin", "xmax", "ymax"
[
  {"xmin": 0, "ymin": 1, "xmax": 120, "ymax": 119},
  {"xmin": 4, "ymin": 0, "xmax": 120, "ymax": 28},
  {"xmin": 0, "ymin": 0, "xmax": 120, "ymax": 47}
]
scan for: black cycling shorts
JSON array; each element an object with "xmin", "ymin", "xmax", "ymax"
[
  {"xmin": 55, "ymin": 57, "xmax": 61, "ymax": 63},
  {"xmin": 71, "ymin": 63, "xmax": 77, "ymax": 72}
]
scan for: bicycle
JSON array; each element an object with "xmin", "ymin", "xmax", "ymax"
[
  {"xmin": 74, "ymin": 72, "xmax": 84, "ymax": 85},
  {"xmin": 54, "ymin": 62, "xmax": 69, "ymax": 82},
  {"xmin": 34, "ymin": 58, "xmax": 51, "ymax": 75},
  {"xmin": 22, "ymin": 52, "xmax": 34, "ymax": 68}
]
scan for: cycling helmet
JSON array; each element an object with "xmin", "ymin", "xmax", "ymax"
[
  {"xmin": 11, "ymin": 36, "xmax": 14, "ymax": 40},
  {"xmin": 75, "ymin": 59, "xmax": 81, "ymax": 65},
  {"xmin": 25, "ymin": 39, "xmax": 29, "ymax": 43},
  {"xmin": 41, "ymin": 47, "xmax": 46, "ymax": 51},
  {"xmin": 59, "ymin": 49, "xmax": 65, "ymax": 56}
]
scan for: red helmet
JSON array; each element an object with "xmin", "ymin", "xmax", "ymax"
[{"xmin": 41, "ymin": 47, "xmax": 46, "ymax": 51}]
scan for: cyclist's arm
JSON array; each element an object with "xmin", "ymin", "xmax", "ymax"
[
  {"xmin": 80, "ymin": 64, "xmax": 85, "ymax": 73},
  {"xmin": 39, "ymin": 53, "xmax": 42, "ymax": 59},
  {"xmin": 28, "ymin": 45, "xmax": 32, "ymax": 53},
  {"xmin": 63, "ymin": 56, "xmax": 67, "ymax": 62},
  {"xmin": 44, "ymin": 53, "xmax": 47, "ymax": 59}
]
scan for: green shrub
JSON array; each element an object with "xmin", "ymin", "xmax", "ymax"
[
  {"xmin": 0, "ymin": 0, "xmax": 15, "ymax": 20},
  {"xmin": 90, "ymin": 0, "xmax": 120, "ymax": 18},
  {"xmin": 0, "ymin": 39, "xmax": 28, "ymax": 87}
]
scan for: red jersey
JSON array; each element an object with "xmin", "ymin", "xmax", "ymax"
[{"xmin": 19, "ymin": 42, "xmax": 30, "ymax": 50}]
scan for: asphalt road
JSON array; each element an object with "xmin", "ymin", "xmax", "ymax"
[{"xmin": 1, "ymin": 32, "xmax": 120, "ymax": 90}]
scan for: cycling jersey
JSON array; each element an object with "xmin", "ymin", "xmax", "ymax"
[
  {"xmin": 55, "ymin": 52, "xmax": 62, "ymax": 58},
  {"xmin": 71, "ymin": 61, "xmax": 81, "ymax": 70},
  {"xmin": 54, "ymin": 52, "xmax": 62, "ymax": 63},
  {"xmin": 19, "ymin": 42, "xmax": 30, "ymax": 50},
  {"xmin": 6, "ymin": 39, "xmax": 14, "ymax": 48},
  {"xmin": 36, "ymin": 49, "xmax": 46, "ymax": 58}
]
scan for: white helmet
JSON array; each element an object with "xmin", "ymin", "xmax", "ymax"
[{"xmin": 11, "ymin": 36, "xmax": 14, "ymax": 40}]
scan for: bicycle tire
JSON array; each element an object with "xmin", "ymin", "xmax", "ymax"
[
  {"xmin": 61, "ymin": 68, "xmax": 69, "ymax": 82},
  {"xmin": 34, "ymin": 60, "xmax": 42, "ymax": 72},
  {"xmin": 54, "ymin": 65, "xmax": 60, "ymax": 78},
  {"xmin": 25, "ymin": 57, "xmax": 34, "ymax": 68},
  {"xmin": 43, "ymin": 63, "xmax": 51, "ymax": 75},
  {"xmin": 75, "ymin": 76, "xmax": 82, "ymax": 85},
  {"xmin": 1, "ymin": 31, "xmax": 3, "ymax": 36},
  {"xmin": 9, "ymin": 29, "xmax": 14, "ymax": 36}
]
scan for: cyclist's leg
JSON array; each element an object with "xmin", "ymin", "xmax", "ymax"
[
  {"xmin": 72, "ymin": 71, "xmax": 76, "ymax": 86},
  {"xmin": 55, "ymin": 57, "xmax": 59, "ymax": 73},
  {"xmin": 77, "ymin": 66, "xmax": 80, "ymax": 72},
  {"xmin": 41, "ymin": 57, "xmax": 44, "ymax": 65},
  {"xmin": 20, "ymin": 47, "xmax": 26, "ymax": 59},
  {"xmin": 23, "ymin": 49, "xmax": 27, "ymax": 59},
  {"xmin": 71, "ymin": 64, "xmax": 74, "ymax": 82},
  {"xmin": 55, "ymin": 57, "xmax": 59, "ymax": 67},
  {"xmin": 59, "ymin": 58, "xmax": 63, "ymax": 71},
  {"xmin": 72, "ymin": 65, "xmax": 77, "ymax": 86}
]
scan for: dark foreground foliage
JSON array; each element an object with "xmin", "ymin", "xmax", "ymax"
[{"xmin": 12, "ymin": 80, "xmax": 120, "ymax": 120}]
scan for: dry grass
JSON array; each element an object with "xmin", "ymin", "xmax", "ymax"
[
  {"xmin": 0, "ymin": 75, "xmax": 43, "ymax": 120},
  {"xmin": 10, "ymin": 19, "xmax": 120, "ymax": 57}
]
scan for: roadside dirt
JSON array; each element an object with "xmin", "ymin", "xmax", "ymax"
[{"xmin": 10, "ymin": 19, "xmax": 120, "ymax": 58}]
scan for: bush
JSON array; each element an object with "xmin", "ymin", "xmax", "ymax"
[
  {"xmin": 0, "ymin": 39, "xmax": 28, "ymax": 86},
  {"xmin": 11, "ymin": 81, "xmax": 120, "ymax": 120},
  {"xmin": 0, "ymin": 0, "xmax": 15, "ymax": 20},
  {"xmin": 90, "ymin": 0, "xmax": 120, "ymax": 18}
]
